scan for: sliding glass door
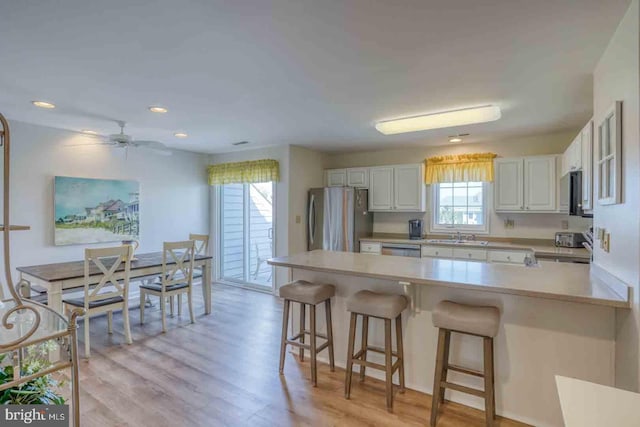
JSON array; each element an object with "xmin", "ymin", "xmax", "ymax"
[{"xmin": 219, "ymin": 182, "xmax": 274, "ymax": 290}]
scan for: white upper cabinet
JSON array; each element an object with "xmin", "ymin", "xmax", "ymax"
[
  {"xmin": 326, "ymin": 167, "xmax": 370, "ymax": 188},
  {"xmin": 562, "ymin": 134, "xmax": 582, "ymax": 176},
  {"xmin": 369, "ymin": 164, "xmax": 426, "ymax": 211},
  {"xmin": 393, "ymin": 164, "xmax": 426, "ymax": 211},
  {"xmin": 495, "ymin": 156, "xmax": 558, "ymax": 212},
  {"xmin": 494, "ymin": 158, "xmax": 524, "ymax": 211},
  {"xmin": 326, "ymin": 169, "xmax": 347, "ymax": 187},
  {"xmin": 524, "ymin": 156, "xmax": 557, "ymax": 211},
  {"xmin": 581, "ymin": 119, "xmax": 594, "ymax": 212},
  {"xmin": 369, "ymin": 167, "xmax": 394, "ymax": 210},
  {"xmin": 346, "ymin": 168, "xmax": 369, "ymax": 188}
]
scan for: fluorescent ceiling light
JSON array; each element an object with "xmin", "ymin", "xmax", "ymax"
[
  {"xmin": 375, "ymin": 105, "xmax": 501, "ymax": 135},
  {"xmin": 174, "ymin": 132, "xmax": 188, "ymax": 138},
  {"xmin": 449, "ymin": 137, "xmax": 463, "ymax": 143},
  {"xmin": 148, "ymin": 106, "xmax": 168, "ymax": 113},
  {"xmin": 32, "ymin": 100, "xmax": 56, "ymax": 109},
  {"xmin": 81, "ymin": 129, "xmax": 98, "ymax": 135}
]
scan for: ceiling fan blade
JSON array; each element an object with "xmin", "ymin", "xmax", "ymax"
[
  {"xmin": 131, "ymin": 140, "xmax": 173, "ymax": 156},
  {"xmin": 131, "ymin": 140, "xmax": 165, "ymax": 147},
  {"xmin": 64, "ymin": 141, "xmax": 116, "ymax": 147}
]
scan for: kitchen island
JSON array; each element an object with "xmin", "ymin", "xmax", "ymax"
[{"xmin": 268, "ymin": 250, "xmax": 630, "ymax": 427}]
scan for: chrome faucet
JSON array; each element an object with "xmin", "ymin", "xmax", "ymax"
[{"xmin": 456, "ymin": 231, "xmax": 462, "ymax": 242}]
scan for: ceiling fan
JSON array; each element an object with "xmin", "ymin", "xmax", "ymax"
[{"xmin": 71, "ymin": 121, "xmax": 172, "ymax": 156}]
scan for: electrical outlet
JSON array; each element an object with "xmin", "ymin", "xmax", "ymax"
[
  {"xmin": 561, "ymin": 220, "xmax": 569, "ymax": 230},
  {"xmin": 295, "ymin": 215, "xmax": 301, "ymax": 224},
  {"xmin": 504, "ymin": 219, "xmax": 514, "ymax": 229}
]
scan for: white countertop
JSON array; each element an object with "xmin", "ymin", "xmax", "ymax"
[
  {"xmin": 359, "ymin": 237, "xmax": 591, "ymax": 259},
  {"xmin": 556, "ymin": 376, "xmax": 640, "ymax": 427},
  {"xmin": 268, "ymin": 250, "xmax": 628, "ymax": 307}
]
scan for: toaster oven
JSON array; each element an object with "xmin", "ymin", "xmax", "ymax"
[{"xmin": 555, "ymin": 232, "xmax": 587, "ymax": 248}]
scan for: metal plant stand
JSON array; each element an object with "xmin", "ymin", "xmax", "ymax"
[{"xmin": 0, "ymin": 113, "xmax": 83, "ymax": 427}]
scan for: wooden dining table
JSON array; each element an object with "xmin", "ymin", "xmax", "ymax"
[{"xmin": 16, "ymin": 252, "xmax": 213, "ymax": 315}]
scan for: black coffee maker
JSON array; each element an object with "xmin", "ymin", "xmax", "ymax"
[{"xmin": 408, "ymin": 219, "xmax": 423, "ymax": 240}]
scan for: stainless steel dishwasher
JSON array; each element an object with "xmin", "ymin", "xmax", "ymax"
[{"xmin": 380, "ymin": 243, "xmax": 421, "ymax": 258}]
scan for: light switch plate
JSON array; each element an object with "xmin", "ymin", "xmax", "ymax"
[{"xmin": 603, "ymin": 233, "xmax": 611, "ymax": 252}]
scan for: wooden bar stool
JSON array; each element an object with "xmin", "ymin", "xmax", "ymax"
[
  {"xmin": 278, "ymin": 280, "xmax": 335, "ymax": 386},
  {"xmin": 430, "ymin": 300, "xmax": 501, "ymax": 427},
  {"xmin": 345, "ymin": 290, "xmax": 408, "ymax": 411}
]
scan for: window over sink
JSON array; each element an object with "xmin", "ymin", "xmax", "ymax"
[{"xmin": 431, "ymin": 182, "xmax": 489, "ymax": 233}]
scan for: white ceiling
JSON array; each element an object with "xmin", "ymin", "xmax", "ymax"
[{"xmin": 0, "ymin": 0, "xmax": 630, "ymax": 153}]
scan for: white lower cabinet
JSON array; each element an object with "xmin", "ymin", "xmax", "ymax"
[
  {"xmin": 453, "ymin": 248, "xmax": 487, "ymax": 261},
  {"xmin": 421, "ymin": 246, "xmax": 454, "ymax": 258},
  {"xmin": 360, "ymin": 242, "xmax": 381, "ymax": 254},
  {"xmin": 487, "ymin": 250, "xmax": 530, "ymax": 264}
]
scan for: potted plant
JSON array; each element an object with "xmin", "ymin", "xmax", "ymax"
[{"xmin": 0, "ymin": 344, "xmax": 66, "ymax": 405}]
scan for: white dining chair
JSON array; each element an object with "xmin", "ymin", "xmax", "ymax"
[
  {"xmin": 170, "ymin": 233, "xmax": 209, "ymax": 315},
  {"xmin": 63, "ymin": 245, "xmax": 134, "ymax": 358},
  {"xmin": 140, "ymin": 240, "xmax": 196, "ymax": 332}
]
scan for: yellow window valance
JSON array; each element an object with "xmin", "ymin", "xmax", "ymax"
[
  {"xmin": 425, "ymin": 153, "xmax": 497, "ymax": 184},
  {"xmin": 208, "ymin": 159, "xmax": 280, "ymax": 185}
]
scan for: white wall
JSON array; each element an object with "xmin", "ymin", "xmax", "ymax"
[
  {"xmin": 591, "ymin": 0, "xmax": 640, "ymax": 392},
  {"xmin": 209, "ymin": 145, "xmax": 290, "ymax": 289},
  {"xmin": 325, "ymin": 131, "xmax": 591, "ymax": 239},
  {"xmin": 288, "ymin": 146, "xmax": 327, "ymax": 255},
  {"xmin": 0, "ymin": 120, "xmax": 210, "ymax": 297}
]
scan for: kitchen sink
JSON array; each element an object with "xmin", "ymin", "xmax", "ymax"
[{"xmin": 426, "ymin": 239, "xmax": 490, "ymax": 246}]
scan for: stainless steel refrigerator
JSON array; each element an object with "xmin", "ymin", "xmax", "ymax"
[{"xmin": 307, "ymin": 187, "xmax": 373, "ymax": 252}]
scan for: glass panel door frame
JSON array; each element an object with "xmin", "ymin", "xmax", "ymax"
[{"xmin": 213, "ymin": 182, "xmax": 276, "ymax": 294}]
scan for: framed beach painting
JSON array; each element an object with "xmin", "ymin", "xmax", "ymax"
[{"xmin": 54, "ymin": 176, "xmax": 140, "ymax": 246}]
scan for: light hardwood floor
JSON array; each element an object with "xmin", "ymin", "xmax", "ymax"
[{"xmin": 74, "ymin": 284, "xmax": 529, "ymax": 426}]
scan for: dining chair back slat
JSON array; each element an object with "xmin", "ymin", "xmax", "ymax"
[
  {"xmin": 84, "ymin": 245, "xmax": 132, "ymax": 304},
  {"xmin": 162, "ymin": 241, "xmax": 195, "ymax": 289},
  {"xmin": 189, "ymin": 233, "xmax": 209, "ymax": 256}
]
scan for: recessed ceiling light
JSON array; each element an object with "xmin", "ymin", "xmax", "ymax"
[
  {"xmin": 148, "ymin": 106, "xmax": 168, "ymax": 113},
  {"xmin": 32, "ymin": 101, "xmax": 56, "ymax": 109},
  {"xmin": 449, "ymin": 137, "xmax": 463, "ymax": 143},
  {"xmin": 232, "ymin": 141, "xmax": 249, "ymax": 146},
  {"xmin": 81, "ymin": 129, "xmax": 98, "ymax": 135},
  {"xmin": 174, "ymin": 132, "xmax": 188, "ymax": 138},
  {"xmin": 375, "ymin": 105, "xmax": 501, "ymax": 135}
]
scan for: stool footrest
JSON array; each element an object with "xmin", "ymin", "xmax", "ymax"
[
  {"xmin": 350, "ymin": 354, "xmax": 401, "ymax": 375},
  {"xmin": 365, "ymin": 345, "xmax": 400, "ymax": 358},
  {"xmin": 290, "ymin": 331, "xmax": 328, "ymax": 341},
  {"xmin": 285, "ymin": 340, "xmax": 330, "ymax": 354},
  {"xmin": 351, "ymin": 358, "xmax": 386, "ymax": 372},
  {"xmin": 447, "ymin": 364, "xmax": 485, "ymax": 378},
  {"xmin": 441, "ymin": 381, "xmax": 485, "ymax": 398}
]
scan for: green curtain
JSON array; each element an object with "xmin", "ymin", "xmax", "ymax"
[{"xmin": 207, "ymin": 159, "xmax": 280, "ymax": 185}]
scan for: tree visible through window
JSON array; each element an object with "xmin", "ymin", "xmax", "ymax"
[{"xmin": 433, "ymin": 182, "xmax": 487, "ymax": 232}]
